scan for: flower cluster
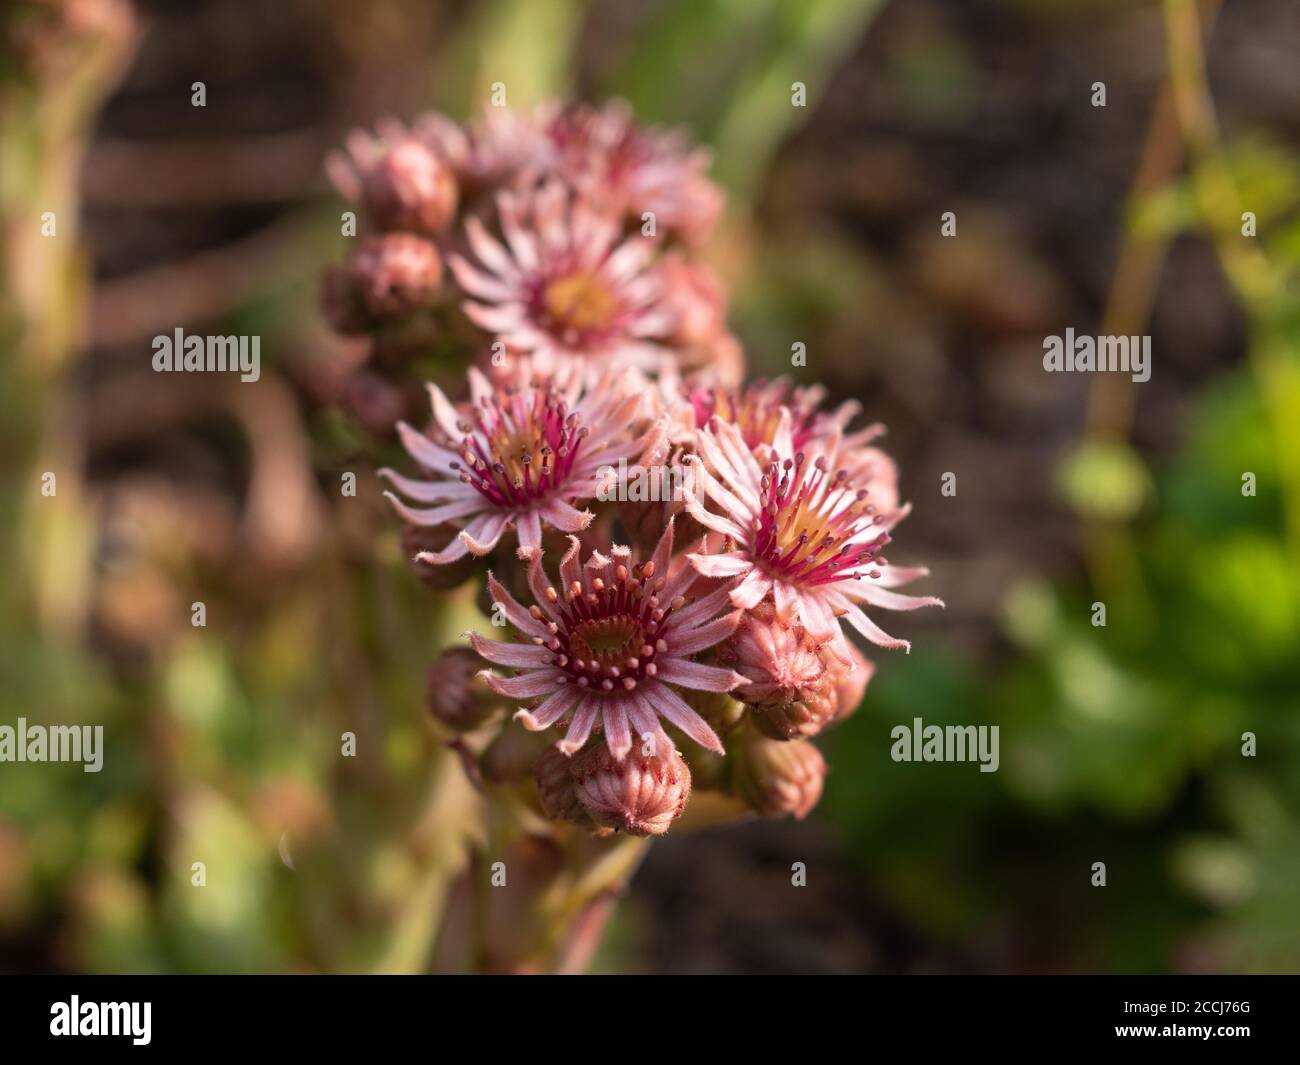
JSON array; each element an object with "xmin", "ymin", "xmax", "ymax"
[{"xmin": 321, "ymin": 101, "xmax": 940, "ymax": 837}]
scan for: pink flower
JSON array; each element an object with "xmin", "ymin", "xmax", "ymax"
[
  {"xmin": 448, "ymin": 180, "xmax": 676, "ymax": 376},
  {"xmin": 683, "ymin": 380, "xmax": 888, "ymax": 467},
  {"xmin": 326, "ymin": 124, "xmax": 458, "ymax": 234},
  {"xmin": 380, "ymin": 363, "xmax": 665, "ymax": 564},
  {"xmin": 417, "ymin": 104, "xmax": 557, "ymax": 192},
  {"xmin": 546, "ymin": 100, "xmax": 723, "ymax": 244},
  {"xmin": 467, "ymin": 521, "xmax": 747, "ymax": 760},
  {"xmin": 682, "ymin": 417, "xmax": 941, "ymax": 664}
]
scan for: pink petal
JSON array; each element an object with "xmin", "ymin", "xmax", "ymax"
[
  {"xmin": 414, "ymin": 539, "xmax": 469, "ymax": 566},
  {"xmin": 487, "ymin": 572, "xmax": 549, "ymax": 637},
  {"xmin": 729, "ymin": 567, "xmax": 772, "ymax": 610},
  {"xmin": 688, "ymin": 551, "xmax": 752, "ymax": 578},
  {"xmin": 448, "ymin": 253, "xmax": 518, "ymax": 302},
  {"xmin": 558, "ymin": 694, "xmax": 600, "ymax": 754},
  {"xmin": 852, "ymin": 586, "xmax": 944, "ymax": 612},
  {"xmin": 425, "ymin": 382, "xmax": 466, "ymax": 440},
  {"xmin": 602, "ymin": 700, "xmax": 633, "ymax": 761},
  {"xmin": 558, "ymin": 536, "xmax": 583, "ymax": 597},
  {"xmin": 837, "ymin": 600, "xmax": 911, "ymax": 652},
  {"xmin": 378, "ymin": 468, "xmax": 477, "ymax": 503},
  {"xmin": 772, "ymin": 579, "xmax": 800, "ymax": 625},
  {"xmin": 460, "ymin": 512, "xmax": 508, "ymax": 556},
  {"xmin": 396, "ymin": 422, "xmax": 458, "ymax": 474},
  {"xmin": 539, "ymin": 498, "xmax": 594, "ymax": 533},
  {"xmin": 464, "ymin": 215, "xmax": 520, "ymax": 281},
  {"xmin": 681, "ymin": 486, "xmax": 747, "ymax": 541},
  {"xmin": 624, "ymin": 690, "xmax": 670, "ymax": 757},
  {"xmin": 467, "ymin": 631, "xmax": 553, "ymax": 668},
  {"xmin": 672, "ymin": 583, "xmax": 740, "ymax": 629},
  {"xmin": 653, "ymin": 657, "xmax": 745, "ymax": 693},
  {"xmin": 514, "ymin": 687, "xmax": 575, "ymax": 731},
  {"xmin": 481, "ymin": 668, "xmax": 564, "ymax": 699},
  {"xmin": 642, "ymin": 682, "xmax": 723, "ymax": 754},
  {"xmin": 382, "ymin": 492, "xmax": 484, "ymax": 528},
  {"xmin": 516, "ymin": 509, "xmax": 542, "ymax": 550},
  {"xmin": 664, "ymin": 611, "xmax": 741, "ymax": 656},
  {"xmin": 797, "ymin": 587, "xmax": 840, "ymax": 643}
]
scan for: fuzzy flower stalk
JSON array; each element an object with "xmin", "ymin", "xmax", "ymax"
[{"xmin": 319, "ymin": 98, "xmax": 941, "ymax": 972}]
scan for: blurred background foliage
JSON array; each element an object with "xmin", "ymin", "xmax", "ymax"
[{"xmin": 2, "ymin": 0, "xmax": 1299, "ymax": 973}]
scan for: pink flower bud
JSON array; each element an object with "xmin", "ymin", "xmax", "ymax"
[
  {"xmin": 343, "ymin": 369, "xmax": 409, "ymax": 437},
  {"xmin": 481, "ymin": 718, "xmax": 554, "ymax": 784},
  {"xmin": 426, "ymin": 647, "xmax": 501, "ymax": 732},
  {"xmin": 363, "ymin": 137, "xmax": 459, "ymax": 235},
  {"xmin": 533, "ymin": 743, "xmax": 595, "ymax": 826},
  {"xmin": 320, "ymin": 264, "xmax": 371, "ymax": 335},
  {"xmin": 351, "ymin": 233, "xmax": 443, "ymax": 320},
  {"xmin": 719, "ymin": 604, "xmax": 838, "ymax": 740},
  {"xmin": 730, "ymin": 728, "xmax": 826, "ymax": 820},
  {"xmin": 570, "ymin": 742, "xmax": 692, "ymax": 837}
]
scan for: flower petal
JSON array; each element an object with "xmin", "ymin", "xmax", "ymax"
[
  {"xmin": 481, "ymin": 668, "xmax": 564, "ymax": 699},
  {"xmin": 558, "ymin": 694, "xmax": 600, "ymax": 754},
  {"xmin": 467, "ymin": 630, "xmax": 553, "ymax": 668},
  {"xmin": 641, "ymin": 682, "xmax": 723, "ymax": 754},
  {"xmin": 653, "ymin": 657, "xmax": 745, "ymax": 693},
  {"xmin": 602, "ymin": 700, "xmax": 633, "ymax": 761},
  {"xmin": 514, "ymin": 687, "xmax": 575, "ymax": 731},
  {"xmin": 664, "ymin": 611, "xmax": 741, "ymax": 656}
]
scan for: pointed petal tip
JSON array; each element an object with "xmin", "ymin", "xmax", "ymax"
[{"xmin": 513, "ymin": 708, "xmax": 543, "ymax": 731}]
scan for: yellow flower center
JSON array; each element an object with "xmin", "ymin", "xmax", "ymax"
[{"xmin": 544, "ymin": 273, "xmax": 618, "ymax": 335}]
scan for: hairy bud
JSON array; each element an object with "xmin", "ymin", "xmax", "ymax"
[
  {"xmin": 342, "ymin": 370, "xmax": 409, "ymax": 437},
  {"xmin": 481, "ymin": 718, "xmax": 554, "ymax": 783},
  {"xmin": 363, "ymin": 137, "xmax": 459, "ymax": 235},
  {"xmin": 533, "ymin": 743, "xmax": 595, "ymax": 826},
  {"xmin": 719, "ymin": 603, "xmax": 837, "ymax": 740},
  {"xmin": 320, "ymin": 264, "xmax": 371, "ymax": 335},
  {"xmin": 730, "ymin": 727, "xmax": 826, "ymax": 820},
  {"xmin": 571, "ymin": 742, "xmax": 692, "ymax": 837},
  {"xmin": 350, "ymin": 233, "xmax": 443, "ymax": 320},
  {"xmin": 426, "ymin": 647, "xmax": 500, "ymax": 732}
]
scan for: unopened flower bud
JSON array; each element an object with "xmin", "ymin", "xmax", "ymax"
[
  {"xmin": 571, "ymin": 742, "xmax": 692, "ymax": 837},
  {"xmin": 343, "ymin": 369, "xmax": 409, "ymax": 437},
  {"xmin": 363, "ymin": 137, "xmax": 459, "ymax": 235},
  {"xmin": 719, "ymin": 603, "xmax": 837, "ymax": 740},
  {"xmin": 730, "ymin": 728, "xmax": 826, "ymax": 820},
  {"xmin": 320, "ymin": 264, "xmax": 371, "ymax": 335},
  {"xmin": 481, "ymin": 717, "xmax": 554, "ymax": 783},
  {"xmin": 533, "ymin": 743, "xmax": 594, "ymax": 826},
  {"xmin": 426, "ymin": 647, "xmax": 500, "ymax": 732},
  {"xmin": 679, "ymin": 687, "xmax": 746, "ymax": 738},
  {"xmin": 350, "ymin": 233, "xmax": 443, "ymax": 320}
]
